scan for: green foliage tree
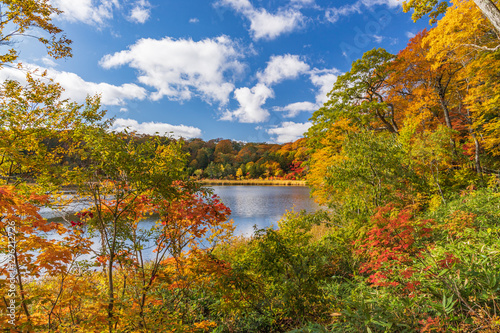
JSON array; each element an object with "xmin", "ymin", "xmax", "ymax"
[{"xmin": 308, "ymin": 48, "xmax": 398, "ymax": 146}]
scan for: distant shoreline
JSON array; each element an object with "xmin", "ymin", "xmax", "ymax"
[{"xmin": 198, "ymin": 179, "xmax": 307, "ymax": 186}]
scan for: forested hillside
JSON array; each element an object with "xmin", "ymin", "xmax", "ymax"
[{"xmin": 181, "ymin": 138, "xmax": 308, "ymax": 180}]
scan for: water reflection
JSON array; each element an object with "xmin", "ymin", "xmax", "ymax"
[
  {"xmin": 212, "ymin": 186, "xmax": 319, "ymax": 236},
  {"xmin": 38, "ymin": 186, "xmax": 319, "ymax": 261}
]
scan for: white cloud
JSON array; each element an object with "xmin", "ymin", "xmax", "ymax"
[
  {"xmin": 249, "ymin": 9, "xmax": 304, "ymax": 40},
  {"xmin": 362, "ymin": 0, "xmax": 401, "ymax": 8},
  {"xmin": 56, "ymin": 72, "xmax": 147, "ymax": 105},
  {"xmin": 216, "ymin": 0, "xmax": 304, "ymax": 40},
  {"xmin": 406, "ymin": 31, "xmax": 416, "ymax": 38},
  {"xmin": 256, "ymin": 54, "xmax": 309, "ymax": 86},
  {"xmin": 325, "ymin": 3, "xmax": 362, "ymax": 23},
  {"xmin": 266, "ymin": 121, "xmax": 312, "ymax": 143},
  {"xmin": 128, "ymin": 1, "xmax": 150, "ymax": 24},
  {"xmin": 50, "ymin": 0, "xmax": 151, "ymax": 25},
  {"xmin": 291, "ymin": 0, "xmax": 316, "ymax": 6},
  {"xmin": 221, "ymin": 83, "xmax": 274, "ymax": 123},
  {"xmin": 274, "ymin": 101, "xmax": 317, "ymax": 118},
  {"xmin": 40, "ymin": 57, "xmax": 58, "ymax": 68},
  {"xmin": 50, "ymin": 0, "xmax": 118, "ymax": 25},
  {"xmin": 222, "ymin": 54, "xmax": 310, "ymax": 123},
  {"xmin": 310, "ymin": 69, "xmax": 339, "ymax": 105},
  {"xmin": 0, "ymin": 64, "xmax": 147, "ymax": 106},
  {"xmin": 100, "ymin": 36, "xmax": 245, "ymax": 105},
  {"xmin": 275, "ymin": 68, "xmax": 339, "ymax": 117},
  {"xmin": 218, "ymin": 0, "xmax": 252, "ymax": 12},
  {"xmin": 189, "ymin": 18, "xmax": 200, "ymax": 23},
  {"xmin": 112, "ymin": 118, "xmax": 201, "ymax": 138},
  {"xmin": 326, "ymin": 0, "xmax": 400, "ymax": 23}
]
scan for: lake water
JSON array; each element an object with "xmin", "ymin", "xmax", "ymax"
[
  {"xmin": 212, "ymin": 185, "xmax": 320, "ymax": 236},
  {"xmin": 39, "ymin": 185, "xmax": 319, "ymax": 261}
]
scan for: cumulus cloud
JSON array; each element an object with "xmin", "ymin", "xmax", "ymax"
[
  {"xmin": 274, "ymin": 101, "xmax": 317, "ymax": 118},
  {"xmin": 55, "ymin": 72, "xmax": 148, "ymax": 105},
  {"xmin": 100, "ymin": 36, "xmax": 245, "ymax": 105},
  {"xmin": 221, "ymin": 83, "xmax": 274, "ymax": 123},
  {"xmin": 0, "ymin": 64, "xmax": 147, "ymax": 106},
  {"xmin": 222, "ymin": 53, "xmax": 310, "ymax": 123},
  {"xmin": 275, "ymin": 68, "xmax": 339, "ymax": 117},
  {"xmin": 128, "ymin": 0, "xmax": 151, "ymax": 24},
  {"xmin": 189, "ymin": 17, "xmax": 200, "ymax": 23},
  {"xmin": 256, "ymin": 54, "xmax": 310, "ymax": 86},
  {"xmin": 50, "ymin": 0, "xmax": 151, "ymax": 25},
  {"xmin": 249, "ymin": 9, "xmax": 304, "ymax": 40},
  {"xmin": 216, "ymin": 0, "xmax": 305, "ymax": 40},
  {"xmin": 112, "ymin": 118, "xmax": 201, "ymax": 138},
  {"xmin": 310, "ymin": 69, "xmax": 339, "ymax": 105},
  {"xmin": 50, "ymin": 0, "xmax": 116, "ymax": 24},
  {"xmin": 40, "ymin": 57, "xmax": 58, "ymax": 68},
  {"xmin": 266, "ymin": 121, "xmax": 312, "ymax": 143}
]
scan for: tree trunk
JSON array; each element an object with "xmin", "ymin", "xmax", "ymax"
[{"xmin": 474, "ymin": 0, "xmax": 500, "ymax": 36}]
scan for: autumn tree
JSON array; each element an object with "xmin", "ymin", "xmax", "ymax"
[
  {"xmin": 423, "ymin": 0, "xmax": 500, "ymax": 174},
  {"xmin": 65, "ymin": 128, "xmax": 182, "ymax": 330},
  {"xmin": 307, "ymin": 48, "xmax": 404, "ymax": 209},
  {"xmin": 0, "ymin": 0, "xmax": 72, "ymax": 66},
  {"xmin": 214, "ymin": 139, "xmax": 235, "ymax": 163},
  {"xmin": 0, "ymin": 71, "xmax": 106, "ymax": 330},
  {"xmin": 403, "ymin": 0, "xmax": 500, "ymax": 39},
  {"xmin": 0, "ymin": 0, "xmax": 109, "ymax": 330}
]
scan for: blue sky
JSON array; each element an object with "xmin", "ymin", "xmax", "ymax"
[{"xmin": 5, "ymin": 0, "xmax": 428, "ymax": 143}]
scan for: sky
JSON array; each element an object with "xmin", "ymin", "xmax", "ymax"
[{"xmin": 4, "ymin": 0, "xmax": 428, "ymax": 143}]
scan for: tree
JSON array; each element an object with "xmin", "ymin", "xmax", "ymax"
[
  {"xmin": 236, "ymin": 167, "xmax": 244, "ymax": 179},
  {"xmin": 307, "ymin": 48, "xmax": 401, "ymax": 208},
  {"xmin": 195, "ymin": 147, "xmax": 212, "ymax": 170},
  {"xmin": 68, "ymin": 128, "xmax": 188, "ymax": 331},
  {"xmin": 403, "ymin": 0, "xmax": 500, "ymax": 38},
  {"xmin": 235, "ymin": 144, "xmax": 258, "ymax": 164},
  {"xmin": 204, "ymin": 162, "xmax": 223, "ymax": 179},
  {"xmin": 0, "ymin": 0, "xmax": 72, "ymax": 66},
  {"xmin": 0, "ymin": 73, "xmax": 106, "ymax": 187},
  {"xmin": 0, "ymin": 186, "xmax": 91, "ymax": 330},
  {"xmin": 423, "ymin": 0, "xmax": 500, "ymax": 171},
  {"xmin": 0, "ymin": 70, "xmax": 108, "ymax": 330},
  {"xmin": 309, "ymin": 48, "xmax": 398, "ymax": 139}
]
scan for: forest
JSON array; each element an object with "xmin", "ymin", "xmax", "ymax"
[
  {"xmin": 1, "ymin": 0, "xmax": 500, "ymax": 332},
  {"xmin": 180, "ymin": 138, "xmax": 308, "ymax": 180}
]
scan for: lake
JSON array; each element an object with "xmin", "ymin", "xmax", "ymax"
[
  {"xmin": 212, "ymin": 185, "xmax": 320, "ymax": 236},
  {"xmin": 40, "ymin": 185, "xmax": 319, "ymax": 261}
]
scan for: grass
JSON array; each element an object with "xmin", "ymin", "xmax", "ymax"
[{"xmin": 198, "ymin": 179, "xmax": 307, "ymax": 186}]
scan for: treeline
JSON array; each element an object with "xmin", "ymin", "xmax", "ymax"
[
  {"xmin": 41, "ymin": 135, "xmax": 309, "ymax": 181},
  {"xmin": 180, "ymin": 138, "xmax": 308, "ymax": 180}
]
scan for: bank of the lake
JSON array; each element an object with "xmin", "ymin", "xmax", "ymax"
[{"xmin": 198, "ymin": 179, "xmax": 306, "ymax": 186}]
